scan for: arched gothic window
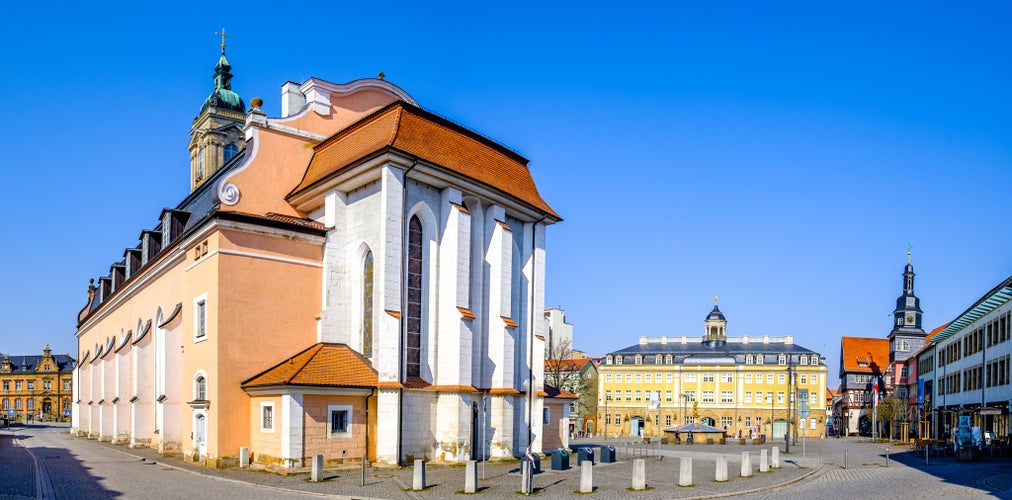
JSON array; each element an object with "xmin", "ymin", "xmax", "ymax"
[
  {"xmin": 362, "ymin": 251, "xmax": 374, "ymax": 358},
  {"xmin": 194, "ymin": 375, "xmax": 207, "ymax": 400},
  {"xmin": 406, "ymin": 216, "xmax": 422, "ymax": 378}
]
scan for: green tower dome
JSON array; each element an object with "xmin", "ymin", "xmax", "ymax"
[{"xmin": 200, "ymin": 49, "xmax": 245, "ymax": 114}]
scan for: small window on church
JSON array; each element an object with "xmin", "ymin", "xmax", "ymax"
[
  {"xmin": 224, "ymin": 144, "xmax": 238, "ymax": 162},
  {"xmin": 196, "ymin": 149, "xmax": 205, "ymax": 180}
]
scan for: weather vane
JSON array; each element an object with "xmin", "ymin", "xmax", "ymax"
[
  {"xmin": 904, "ymin": 243, "xmax": 914, "ymax": 263},
  {"xmin": 215, "ymin": 27, "xmax": 231, "ymax": 51}
]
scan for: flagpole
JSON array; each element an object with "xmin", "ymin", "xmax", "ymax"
[{"xmin": 872, "ymin": 378, "xmax": 878, "ymax": 442}]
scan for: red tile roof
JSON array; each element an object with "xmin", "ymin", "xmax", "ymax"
[
  {"xmin": 926, "ymin": 323, "xmax": 949, "ymax": 344},
  {"xmin": 545, "ymin": 358, "xmax": 592, "ymax": 372},
  {"xmin": 289, "ymin": 102, "xmax": 559, "ymax": 219},
  {"xmin": 840, "ymin": 337, "xmax": 890, "ymax": 374},
  {"xmin": 241, "ymin": 343, "xmax": 377, "ymax": 389}
]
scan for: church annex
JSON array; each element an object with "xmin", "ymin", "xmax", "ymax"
[{"xmin": 72, "ymin": 43, "xmax": 560, "ymax": 469}]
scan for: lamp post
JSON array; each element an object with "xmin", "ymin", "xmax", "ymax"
[
  {"xmin": 604, "ymin": 393, "xmax": 610, "ymax": 440},
  {"xmin": 786, "ymin": 362, "xmax": 793, "ymax": 453}
]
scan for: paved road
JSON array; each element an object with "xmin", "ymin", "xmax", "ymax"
[
  {"xmin": 4, "ymin": 425, "xmax": 1011, "ymax": 499},
  {"xmin": 1, "ymin": 425, "xmax": 322, "ymax": 499}
]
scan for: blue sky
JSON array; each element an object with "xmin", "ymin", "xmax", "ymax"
[{"xmin": 1, "ymin": 2, "xmax": 1010, "ymax": 387}]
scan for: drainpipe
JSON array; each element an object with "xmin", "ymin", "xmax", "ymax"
[
  {"xmin": 397, "ymin": 160, "xmax": 418, "ymax": 466},
  {"xmin": 365, "ymin": 387, "xmax": 375, "ymax": 464}
]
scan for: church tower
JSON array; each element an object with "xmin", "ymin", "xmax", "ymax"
[
  {"xmin": 888, "ymin": 250, "xmax": 926, "ymax": 362},
  {"xmin": 703, "ymin": 298, "xmax": 727, "ymax": 346},
  {"xmin": 188, "ymin": 31, "xmax": 245, "ymax": 192}
]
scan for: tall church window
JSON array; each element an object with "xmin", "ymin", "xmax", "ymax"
[
  {"xmin": 362, "ymin": 251, "xmax": 374, "ymax": 358},
  {"xmin": 406, "ymin": 216, "xmax": 422, "ymax": 378},
  {"xmin": 224, "ymin": 143, "xmax": 238, "ymax": 162},
  {"xmin": 197, "ymin": 149, "xmax": 205, "ymax": 180}
]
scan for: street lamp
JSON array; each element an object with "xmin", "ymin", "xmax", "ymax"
[{"xmin": 604, "ymin": 393, "xmax": 611, "ymax": 440}]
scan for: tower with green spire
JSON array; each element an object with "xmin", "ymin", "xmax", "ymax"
[{"xmin": 188, "ymin": 29, "xmax": 246, "ymax": 192}]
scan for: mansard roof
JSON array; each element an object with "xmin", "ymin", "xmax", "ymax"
[
  {"xmin": 290, "ymin": 101, "xmax": 559, "ymax": 219},
  {"xmin": 241, "ymin": 343, "xmax": 377, "ymax": 389},
  {"xmin": 0, "ymin": 354, "xmax": 75, "ymax": 373},
  {"xmin": 610, "ymin": 337, "xmax": 820, "ymax": 356}
]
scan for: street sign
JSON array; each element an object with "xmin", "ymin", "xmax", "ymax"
[
  {"xmin": 7, "ymin": 409, "xmax": 13, "ymax": 415},
  {"xmin": 797, "ymin": 403, "xmax": 811, "ymax": 419},
  {"xmin": 64, "ymin": 410, "xmax": 71, "ymax": 417}
]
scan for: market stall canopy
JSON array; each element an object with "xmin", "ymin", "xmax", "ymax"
[{"xmin": 664, "ymin": 422, "xmax": 725, "ymax": 434}]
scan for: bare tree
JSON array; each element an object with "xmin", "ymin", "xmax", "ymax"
[
  {"xmin": 544, "ymin": 339, "xmax": 595, "ymax": 432},
  {"xmin": 876, "ymin": 397, "xmax": 905, "ymax": 440}
]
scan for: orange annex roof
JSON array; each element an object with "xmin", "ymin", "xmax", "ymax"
[
  {"xmin": 241, "ymin": 343, "xmax": 377, "ymax": 389},
  {"xmin": 290, "ymin": 102, "xmax": 559, "ymax": 219},
  {"xmin": 840, "ymin": 336, "xmax": 890, "ymax": 374},
  {"xmin": 543, "ymin": 384, "xmax": 579, "ymax": 399}
]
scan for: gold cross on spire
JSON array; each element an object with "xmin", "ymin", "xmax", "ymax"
[
  {"xmin": 904, "ymin": 243, "xmax": 914, "ymax": 263},
  {"xmin": 215, "ymin": 27, "xmax": 231, "ymax": 51}
]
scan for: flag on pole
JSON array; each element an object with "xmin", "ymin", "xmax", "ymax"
[{"xmin": 872, "ymin": 378, "xmax": 878, "ymax": 407}]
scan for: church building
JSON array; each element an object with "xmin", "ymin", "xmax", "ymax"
[{"xmin": 72, "ymin": 42, "xmax": 560, "ymax": 469}]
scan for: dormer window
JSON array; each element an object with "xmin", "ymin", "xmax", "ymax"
[
  {"xmin": 654, "ymin": 354, "xmax": 662, "ymax": 364},
  {"xmin": 756, "ymin": 355, "xmax": 763, "ymax": 365},
  {"xmin": 778, "ymin": 354, "xmax": 787, "ymax": 365},
  {"xmin": 634, "ymin": 355, "xmax": 642, "ymax": 365},
  {"xmin": 811, "ymin": 355, "xmax": 819, "ymax": 365},
  {"xmin": 745, "ymin": 355, "xmax": 753, "ymax": 365},
  {"xmin": 606, "ymin": 355, "xmax": 613, "ymax": 365},
  {"xmin": 615, "ymin": 355, "xmax": 623, "ymax": 366},
  {"xmin": 800, "ymin": 356, "xmax": 808, "ymax": 365}
]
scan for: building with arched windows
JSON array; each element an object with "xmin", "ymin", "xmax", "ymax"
[
  {"xmin": 598, "ymin": 304, "xmax": 828, "ymax": 442},
  {"xmin": 0, "ymin": 345, "xmax": 75, "ymax": 423},
  {"xmin": 73, "ymin": 45, "xmax": 559, "ymax": 469}
]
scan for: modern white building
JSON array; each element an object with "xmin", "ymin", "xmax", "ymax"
[{"xmin": 929, "ymin": 275, "xmax": 1011, "ymax": 444}]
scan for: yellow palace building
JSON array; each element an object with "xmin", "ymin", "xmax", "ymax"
[{"xmin": 598, "ymin": 304, "xmax": 827, "ymax": 441}]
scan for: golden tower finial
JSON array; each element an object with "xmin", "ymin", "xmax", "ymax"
[
  {"xmin": 714, "ymin": 296, "xmax": 719, "ymax": 303},
  {"xmin": 215, "ymin": 27, "xmax": 231, "ymax": 51},
  {"xmin": 904, "ymin": 243, "xmax": 914, "ymax": 263}
]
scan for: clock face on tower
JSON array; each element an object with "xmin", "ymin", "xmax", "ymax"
[{"xmin": 905, "ymin": 314, "xmax": 915, "ymax": 325}]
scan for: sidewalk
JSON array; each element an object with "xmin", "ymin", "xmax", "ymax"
[
  {"xmin": 78, "ymin": 434, "xmax": 824, "ymax": 499},
  {"xmin": 0, "ymin": 428, "xmax": 36, "ymax": 499}
]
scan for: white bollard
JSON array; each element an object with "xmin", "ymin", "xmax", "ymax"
[
  {"xmin": 239, "ymin": 446, "xmax": 249, "ymax": 468},
  {"xmin": 715, "ymin": 455, "xmax": 728, "ymax": 482},
  {"xmin": 740, "ymin": 451, "xmax": 753, "ymax": 477},
  {"xmin": 632, "ymin": 458, "xmax": 646, "ymax": 490},
  {"xmin": 311, "ymin": 454, "xmax": 324, "ymax": 482},
  {"xmin": 679, "ymin": 456, "xmax": 693, "ymax": 487},
  {"xmin": 465, "ymin": 460, "xmax": 478, "ymax": 493},
  {"xmin": 771, "ymin": 446, "xmax": 780, "ymax": 469},
  {"xmin": 413, "ymin": 459, "xmax": 426, "ymax": 490},
  {"xmin": 581, "ymin": 460, "xmax": 594, "ymax": 493},
  {"xmin": 759, "ymin": 449, "xmax": 769, "ymax": 472}
]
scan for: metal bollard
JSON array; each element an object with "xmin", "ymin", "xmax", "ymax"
[
  {"xmin": 844, "ymin": 448, "xmax": 848, "ymax": 469},
  {"xmin": 886, "ymin": 446, "xmax": 889, "ymax": 467},
  {"xmin": 361, "ymin": 456, "xmax": 366, "ymax": 487}
]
